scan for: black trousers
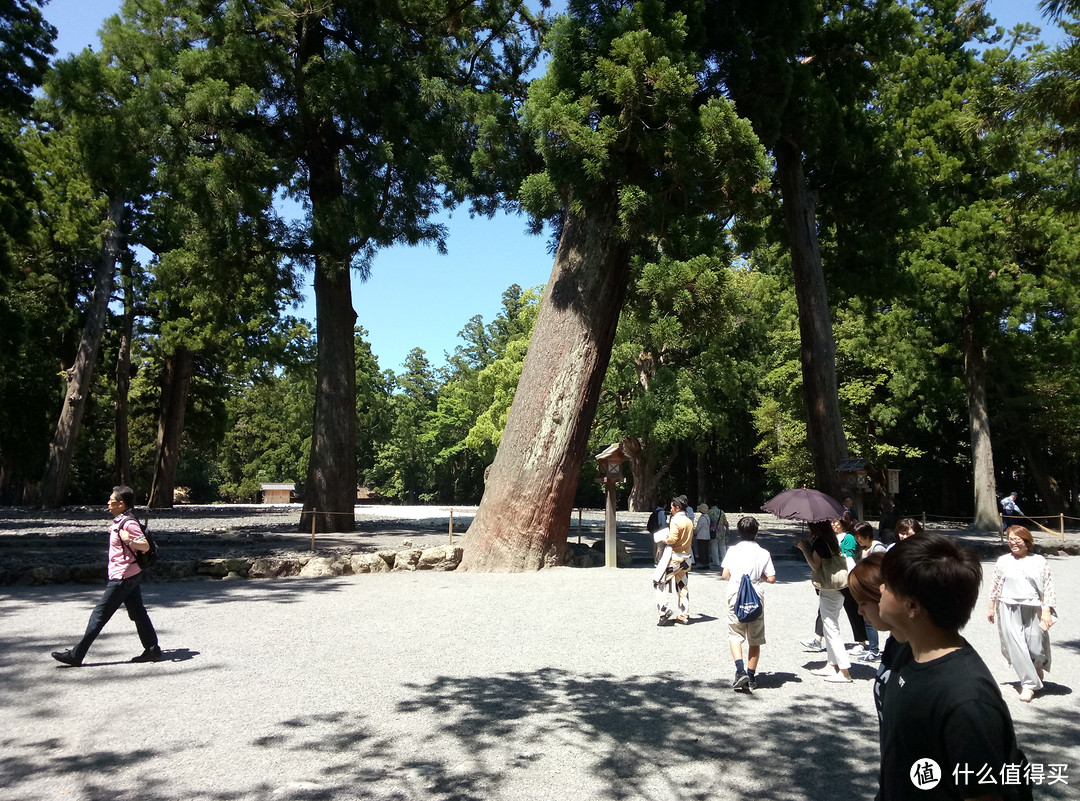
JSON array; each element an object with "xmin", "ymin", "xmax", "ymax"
[
  {"xmin": 74, "ymin": 573, "xmax": 158, "ymax": 662},
  {"xmin": 695, "ymin": 538, "xmax": 712, "ymax": 568}
]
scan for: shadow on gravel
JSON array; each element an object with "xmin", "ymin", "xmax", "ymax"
[
  {"xmin": 63, "ymin": 648, "xmax": 200, "ymax": 669},
  {"xmin": 3, "ymin": 669, "xmax": 881, "ymax": 801},
  {"xmin": 1013, "ymin": 701, "xmax": 1080, "ymax": 800},
  {"xmin": 0, "ymin": 740, "xmax": 159, "ymax": 796},
  {"xmin": 388, "ymin": 667, "xmax": 880, "ymax": 801},
  {"xmin": 1054, "ymin": 637, "xmax": 1080, "ymax": 655}
]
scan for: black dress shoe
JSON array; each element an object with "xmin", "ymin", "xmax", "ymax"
[
  {"xmin": 130, "ymin": 645, "xmax": 163, "ymax": 663},
  {"xmin": 52, "ymin": 649, "xmax": 82, "ymax": 667}
]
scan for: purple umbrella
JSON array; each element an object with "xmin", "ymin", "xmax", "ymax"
[{"xmin": 761, "ymin": 488, "xmax": 846, "ymax": 523}]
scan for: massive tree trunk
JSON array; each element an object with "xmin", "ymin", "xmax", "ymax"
[
  {"xmin": 114, "ymin": 254, "xmax": 135, "ymax": 487},
  {"xmin": 774, "ymin": 139, "xmax": 848, "ymax": 498},
  {"xmin": 148, "ymin": 346, "xmax": 194, "ymax": 509},
  {"xmin": 300, "ymin": 260, "xmax": 358, "ymax": 533},
  {"xmin": 38, "ymin": 196, "xmax": 126, "ymax": 507},
  {"xmin": 622, "ymin": 435, "xmax": 676, "ymax": 512},
  {"xmin": 459, "ymin": 206, "xmax": 631, "ymax": 571},
  {"xmin": 962, "ymin": 315, "xmax": 999, "ymax": 530},
  {"xmin": 297, "ymin": 13, "xmax": 356, "ymax": 534}
]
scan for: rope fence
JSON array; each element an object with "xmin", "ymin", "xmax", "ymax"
[{"xmin": 918, "ymin": 511, "xmax": 1080, "ymax": 541}]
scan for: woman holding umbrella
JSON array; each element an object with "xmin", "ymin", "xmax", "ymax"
[{"xmin": 795, "ymin": 521, "xmax": 853, "ymax": 683}]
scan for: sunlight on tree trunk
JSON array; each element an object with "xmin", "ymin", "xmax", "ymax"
[
  {"xmin": 460, "ymin": 207, "xmax": 630, "ymax": 572},
  {"xmin": 963, "ymin": 318, "xmax": 999, "ymax": 531},
  {"xmin": 149, "ymin": 346, "xmax": 194, "ymax": 509},
  {"xmin": 775, "ymin": 140, "xmax": 848, "ymax": 498}
]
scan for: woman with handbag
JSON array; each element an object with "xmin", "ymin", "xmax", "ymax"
[
  {"xmin": 796, "ymin": 521, "xmax": 853, "ymax": 683},
  {"xmin": 987, "ymin": 525, "xmax": 1057, "ymax": 702}
]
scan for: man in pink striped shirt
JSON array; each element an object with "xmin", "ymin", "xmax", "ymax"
[{"xmin": 51, "ymin": 486, "xmax": 161, "ymax": 667}]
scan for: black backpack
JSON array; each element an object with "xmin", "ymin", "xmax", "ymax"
[
  {"xmin": 120, "ymin": 514, "xmax": 159, "ymax": 570},
  {"xmin": 646, "ymin": 508, "xmax": 664, "ymax": 534}
]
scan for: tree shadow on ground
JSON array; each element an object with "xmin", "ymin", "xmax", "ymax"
[
  {"xmin": 0, "ymin": 738, "xmax": 160, "ymax": 798},
  {"xmin": 0, "ymin": 625, "xmax": 215, "ymax": 710},
  {"xmin": 1054, "ymin": 637, "xmax": 1080, "ymax": 655},
  {"xmin": 1013, "ymin": 701, "xmax": 1080, "ymax": 798},
  {"xmin": 3, "ymin": 666, "xmax": 1074, "ymax": 800},
  {"xmin": 390, "ymin": 667, "xmax": 881, "ymax": 801}
]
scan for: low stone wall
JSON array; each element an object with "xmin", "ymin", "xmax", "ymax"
[
  {"xmin": 5, "ymin": 545, "xmax": 464, "ymax": 586},
  {"xmin": 5, "ymin": 536, "xmax": 1077, "ymax": 586},
  {"xmin": 565, "ymin": 540, "xmax": 634, "ymax": 568},
  {"xmin": 4, "ymin": 538, "xmax": 642, "ymax": 585}
]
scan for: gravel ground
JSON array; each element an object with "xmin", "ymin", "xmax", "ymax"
[{"xmin": 1, "ymin": 508, "xmax": 1077, "ymax": 801}]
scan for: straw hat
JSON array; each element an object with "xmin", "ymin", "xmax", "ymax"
[{"xmin": 696, "ymin": 503, "xmax": 710, "ymax": 514}]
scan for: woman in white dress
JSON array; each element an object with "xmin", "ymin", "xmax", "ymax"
[{"xmin": 987, "ymin": 525, "xmax": 1057, "ymax": 702}]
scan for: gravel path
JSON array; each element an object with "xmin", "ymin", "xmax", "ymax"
[{"xmin": 1, "ymin": 515, "xmax": 1077, "ymax": 801}]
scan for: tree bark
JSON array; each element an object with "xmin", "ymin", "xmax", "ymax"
[
  {"xmin": 114, "ymin": 254, "xmax": 135, "ymax": 487},
  {"xmin": 962, "ymin": 315, "xmax": 999, "ymax": 530},
  {"xmin": 297, "ymin": 12, "xmax": 356, "ymax": 533},
  {"xmin": 459, "ymin": 206, "xmax": 631, "ymax": 571},
  {"xmin": 148, "ymin": 346, "xmax": 194, "ymax": 509},
  {"xmin": 38, "ymin": 196, "xmax": 126, "ymax": 507},
  {"xmin": 774, "ymin": 139, "xmax": 848, "ymax": 498}
]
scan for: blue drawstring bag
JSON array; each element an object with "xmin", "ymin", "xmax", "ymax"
[{"xmin": 735, "ymin": 573, "xmax": 763, "ymax": 622}]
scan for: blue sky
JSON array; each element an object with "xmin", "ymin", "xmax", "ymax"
[{"xmin": 41, "ymin": 0, "xmax": 1068, "ymax": 374}]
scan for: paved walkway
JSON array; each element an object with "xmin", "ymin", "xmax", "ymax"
[{"xmin": 2, "ymin": 536, "xmax": 1078, "ymax": 801}]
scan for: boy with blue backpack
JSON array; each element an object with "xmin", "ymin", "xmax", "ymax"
[{"xmin": 721, "ymin": 516, "xmax": 776, "ymax": 693}]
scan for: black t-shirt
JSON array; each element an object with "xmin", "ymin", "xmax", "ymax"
[
  {"xmin": 878, "ymin": 640, "xmax": 1032, "ymax": 801},
  {"xmin": 874, "ymin": 636, "xmax": 900, "ymax": 727}
]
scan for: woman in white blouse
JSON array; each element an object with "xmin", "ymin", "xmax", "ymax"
[{"xmin": 987, "ymin": 525, "xmax": 1057, "ymax": 702}]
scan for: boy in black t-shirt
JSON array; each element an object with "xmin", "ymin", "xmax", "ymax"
[{"xmin": 876, "ymin": 534, "xmax": 1031, "ymax": 801}]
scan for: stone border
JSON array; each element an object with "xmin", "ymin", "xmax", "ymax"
[
  {"xmin": 3, "ymin": 540, "xmax": 635, "ymax": 585},
  {"xmin": 5, "ymin": 545, "xmax": 464, "ymax": 586},
  {"xmin": 6, "ymin": 535, "xmax": 1074, "ymax": 586}
]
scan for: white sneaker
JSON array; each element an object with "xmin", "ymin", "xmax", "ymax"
[{"xmin": 848, "ymin": 644, "xmax": 867, "ymax": 656}]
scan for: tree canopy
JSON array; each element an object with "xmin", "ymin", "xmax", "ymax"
[{"xmin": 1, "ymin": 0, "xmax": 1078, "ymax": 548}]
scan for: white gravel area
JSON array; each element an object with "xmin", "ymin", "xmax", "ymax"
[{"xmin": 1, "ymin": 540, "xmax": 1077, "ymax": 801}]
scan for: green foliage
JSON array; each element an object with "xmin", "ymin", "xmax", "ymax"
[
  {"xmin": 370, "ymin": 348, "xmax": 439, "ymax": 502},
  {"xmin": 217, "ymin": 321, "xmax": 317, "ymax": 501},
  {"xmin": 366, "ymin": 285, "xmax": 542, "ymax": 504},
  {"xmin": 520, "ymin": 0, "xmax": 768, "ymax": 237}
]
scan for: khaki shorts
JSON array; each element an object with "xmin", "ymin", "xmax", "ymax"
[{"xmin": 727, "ymin": 598, "xmax": 766, "ymax": 646}]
